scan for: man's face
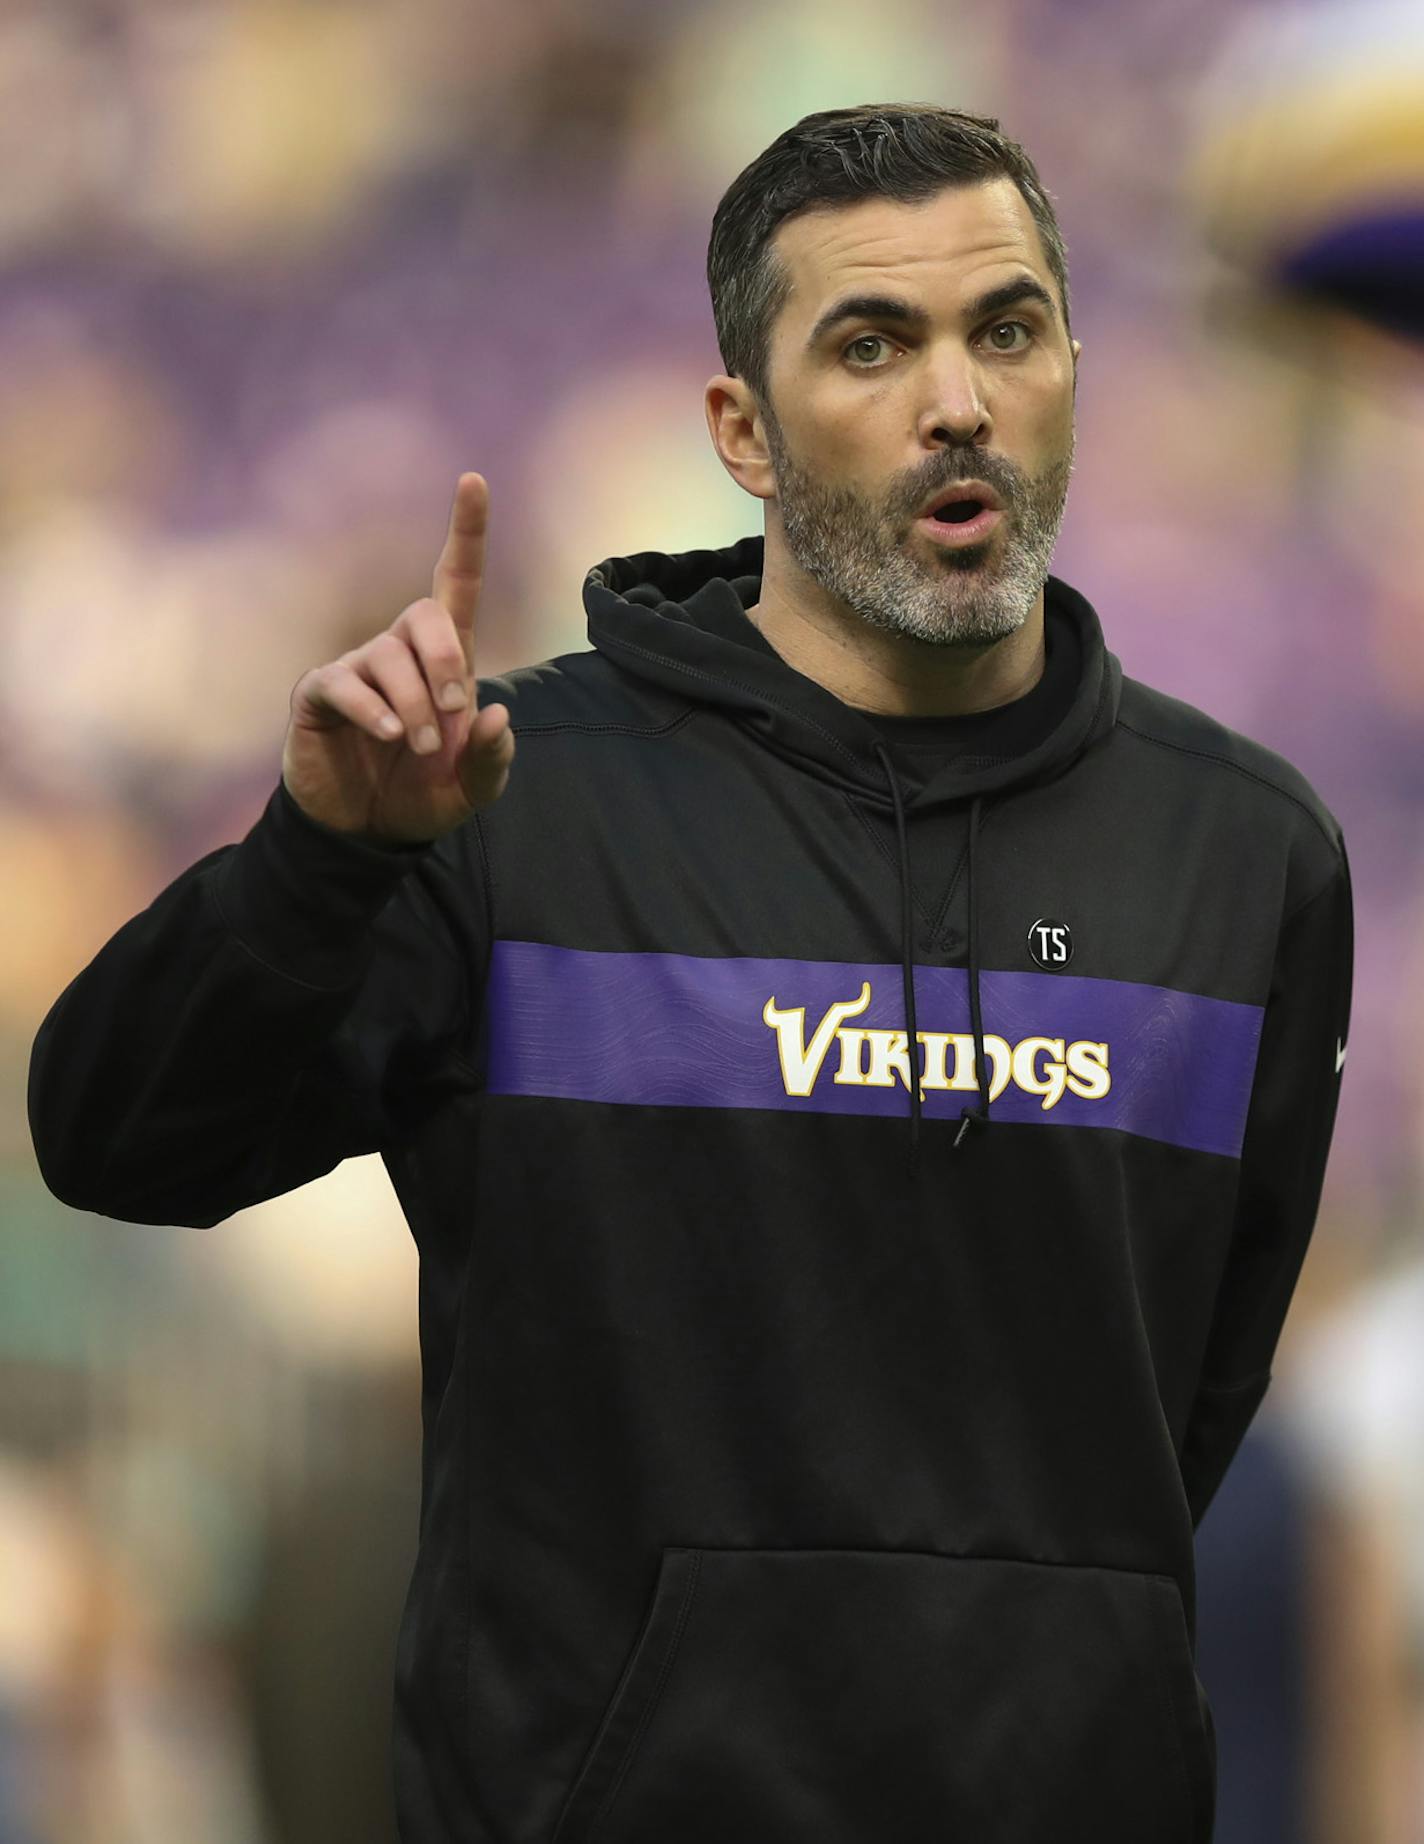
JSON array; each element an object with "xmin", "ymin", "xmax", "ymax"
[{"xmin": 753, "ymin": 177, "xmax": 1080, "ymax": 650}]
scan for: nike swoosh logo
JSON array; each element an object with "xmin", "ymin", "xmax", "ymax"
[{"xmin": 1336, "ymin": 1039, "xmax": 1347, "ymax": 1072}]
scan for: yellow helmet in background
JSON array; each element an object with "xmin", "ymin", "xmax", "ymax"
[{"xmin": 1185, "ymin": 1, "xmax": 1424, "ymax": 345}]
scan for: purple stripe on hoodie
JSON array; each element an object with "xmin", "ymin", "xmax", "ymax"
[{"xmin": 484, "ymin": 941, "xmax": 1264, "ymax": 1157}]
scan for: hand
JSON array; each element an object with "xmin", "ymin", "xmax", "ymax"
[{"xmin": 282, "ymin": 473, "xmax": 515, "ymax": 843}]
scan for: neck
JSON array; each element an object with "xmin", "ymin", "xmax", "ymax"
[{"xmin": 744, "ymin": 549, "xmax": 1047, "ymax": 717}]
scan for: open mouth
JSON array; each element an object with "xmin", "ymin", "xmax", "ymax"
[{"xmin": 916, "ymin": 500, "xmax": 1004, "ymax": 547}]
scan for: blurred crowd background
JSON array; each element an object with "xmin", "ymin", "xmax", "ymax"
[{"xmin": 3, "ymin": 0, "xmax": 1423, "ymax": 1839}]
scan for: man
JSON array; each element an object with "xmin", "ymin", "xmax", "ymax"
[{"xmin": 29, "ymin": 105, "xmax": 1352, "ymax": 1844}]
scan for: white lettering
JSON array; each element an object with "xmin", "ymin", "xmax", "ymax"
[
  {"xmin": 763, "ymin": 988, "xmax": 1112, "ymax": 1108},
  {"xmin": 763, "ymin": 981, "xmax": 872, "ymax": 1096},
  {"xmin": 1064, "ymin": 1039, "xmax": 1110, "ymax": 1100},
  {"xmin": 1013, "ymin": 1036, "xmax": 1069, "ymax": 1110}
]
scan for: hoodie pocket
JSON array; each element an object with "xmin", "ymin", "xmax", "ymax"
[{"xmin": 550, "ymin": 1547, "xmax": 1213, "ymax": 1844}]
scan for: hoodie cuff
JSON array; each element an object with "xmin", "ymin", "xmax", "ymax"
[{"xmin": 214, "ymin": 778, "xmax": 435, "ymax": 991}]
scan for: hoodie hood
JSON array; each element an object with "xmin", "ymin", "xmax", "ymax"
[
  {"xmin": 584, "ymin": 532, "xmax": 1120, "ymax": 812},
  {"xmin": 583, "ymin": 533, "xmax": 1123, "ymax": 1171}
]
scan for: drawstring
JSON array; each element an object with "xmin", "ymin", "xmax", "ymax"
[
  {"xmin": 872, "ymin": 742, "xmax": 923, "ymax": 1176},
  {"xmin": 955, "ymin": 792, "xmax": 991, "ymax": 1148},
  {"xmin": 870, "ymin": 746, "xmax": 990, "ymax": 1172}
]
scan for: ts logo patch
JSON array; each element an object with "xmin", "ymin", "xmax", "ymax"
[{"xmin": 1028, "ymin": 917, "xmax": 1073, "ymax": 969}]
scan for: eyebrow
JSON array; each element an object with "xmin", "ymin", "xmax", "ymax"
[{"xmin": 804, "ymin": 274, "xmax": 1059, "ymax": 353}]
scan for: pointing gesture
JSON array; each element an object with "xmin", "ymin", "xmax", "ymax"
[
  {"xmin": 433, "ymin": 467, "xmax": 486, "ymax": 682},
  {"xmin": 283, "ymin": 473, "xmax": 516, "ymax": 843}
]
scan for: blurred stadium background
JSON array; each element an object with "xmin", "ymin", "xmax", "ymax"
[{"xmin": 3, "ymin": 0, "xmax": 1423, "ymax": 1839}]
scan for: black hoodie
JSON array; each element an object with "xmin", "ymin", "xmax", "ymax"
[{"xmin": 29, "ymin": 533, "xmax": 1353, "ymax": 1844}]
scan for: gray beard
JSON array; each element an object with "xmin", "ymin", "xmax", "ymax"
[{"xmin": 761, "ymin": 418, "xmax": 1075, "ymax": 650}]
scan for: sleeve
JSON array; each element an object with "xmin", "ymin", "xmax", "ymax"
[
  {"xmin": 27, "ymin": 776, "xmax": 491, "ymax": 1229},
  {"xmin": 1179, "ymin": 833, "xmax": 1355, "ymax": 1531}
]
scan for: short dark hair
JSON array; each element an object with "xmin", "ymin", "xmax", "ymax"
[{"xmin": 707, "ymin": 104, "xmax": 1071, "ymax": 416}]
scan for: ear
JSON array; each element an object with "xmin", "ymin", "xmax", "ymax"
[
  {"xmin": 1071, "ymin": 338, "xmax": 1082, "ymax": 362},
  {"xmin": 705, "ymin": 375, "xmax": 778, "ymax": 504}
]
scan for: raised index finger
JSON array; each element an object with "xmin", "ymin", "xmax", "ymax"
[{"xmin": 432, "ymin": 472, "xmax": 488, "ymax": 673}]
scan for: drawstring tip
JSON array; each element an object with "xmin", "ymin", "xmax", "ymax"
[{"xmin": 953, "ymin": 1109, "xmax": 985, "ymax": 1150}]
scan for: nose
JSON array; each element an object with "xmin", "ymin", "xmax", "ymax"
[{"xmin": 917, "ymin": 351, "xmax": 991, "ymax": 448}]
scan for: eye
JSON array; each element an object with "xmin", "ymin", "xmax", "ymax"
[
  {"xmin": 982, "ymin": 320, "xmax": 1033, "ymax": 352},
  {"xmin": 842, "ymin": 333, "xmax": 896, "ymax": 368}
]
